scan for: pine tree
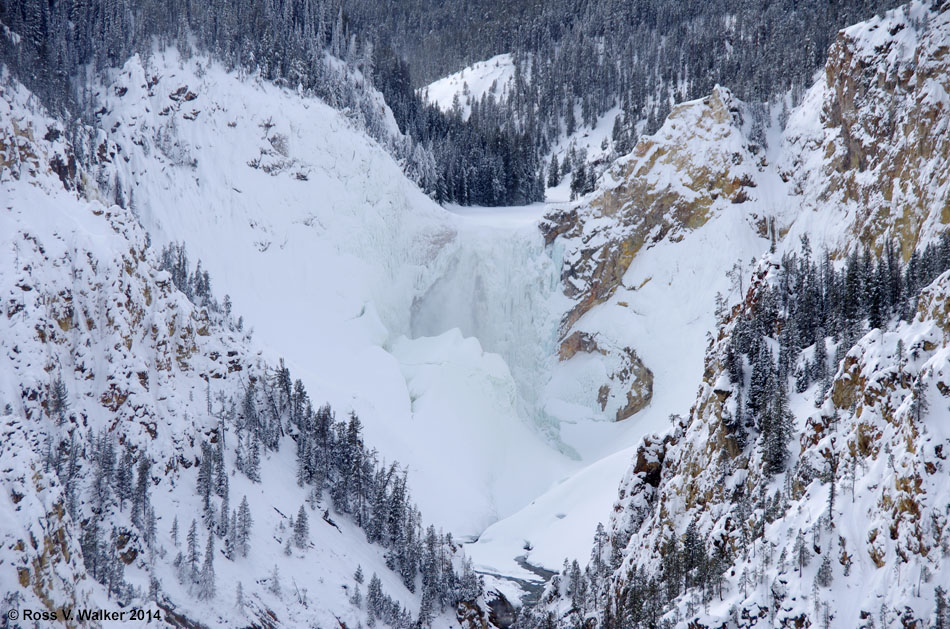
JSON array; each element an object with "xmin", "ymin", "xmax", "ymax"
[
  {"xmin": 568, "ymin": 559, "xmax": 584, "ymax": 610},
  {"xmin": 246, "ymin": 436, "xmax": 262, "ymax": 483},
  {"xmin": 762, "ymin": 382, "xmax": 793, "ymax": 475},
  {"xmin": 236, "ymin": 582, "xmax": 245, "ymax": 614},
  {"xmin": 234, "ymin": 434, "xmax": 246, "ymax": 474},
  {"xmin": 816, "ymin": 553, "xmax": 833, "ymax": 587},
  {"xmin": 171, "ymin": 515, "xmax": 180, "ymax": 548},
  {"xmin": 187, "ymin": 520, "xmax": 200, "ymax": 582},
  {"xmin": 115, "ymin": 450, "xmax": 134, "ymax": 511},
  {"xmin": 214, "ymin": 439, "xmax": 228, "ymax": 498},
  {"xmin": 661, "ymin": 534, "xmax": 682, "ymax": 600},
  {"xmin": 145, "ymin": 504, "xmax": 157, "ymax": 549},
  {"xmin": 218, "ymin": 491, "xmax": 230, "ymax": 538},
  {"xmin": 243, "ymin": 381, "xmax": 259, "ymax": 434},
  {"xmin": 911, "ymin": 375, "xmax": 930, "ymax": 422},
  {"xmin": 793, "ymin": 530, "xmax": 811, "ymax": 576},
  {"xmin": 419, "ymin": 525, "xmax": 442, "ymax": 621},
  {"xmin": 238, "ymin": 496, "xmax": 253, "ymax": 558},
  {"xmin": 936, "ymin": 586, "xmax": 949, "ymax": 629},
  {"xmin": 106, "ymin": 527, "xmax": 125, "ymax": 597},
  {"xmin": 547, "ymin": 154, "xmax": 560, "ymax": 187},
  {"xmin": 225, "ymin": 527, "xmax": 235, "ymax": 560},
  {"xmin": 81, "ymin": 516, "xmax": 103, "ymax": 583},
  {"xmin": 812, "ymin": 329, "xmax": 829, "ymax": 388},
  {"xmin": 367, "ymin": 573, "xmax": 382, "ymax": 621},
  {"xmin": 269, "ymin": 565, "xmax": 282, "ymax": 597},
  {"xmin": 198, "ymin": 532, "xmax": 216, "ymax": 599},
  {"xmin": 682, "ymin": 520, "xmax": 705, "ymax": 590},
  {"xmin": 49, "ymin": 376, "xmax": 69, "ymax": 424},
  {"xmin": 748, "ymin": 343, "xmax": 774, "ymax": 419},
  {"xmin": 565, "ymin": 98, "xmax": 576, "ymax": 135},
  {"xmin": 174, "ymin": 551, "xmax": 186, "ymax": 583},
  {"xmin": 458, "ymin": 557, "xmax": 480, "ymax": 602},
  {"xmin": 585, "ymin": 164, "xmax": 597, "ymax": 195},
  {"xmin": 569, "ymin": 161, "xmax": 587, "ymax": 200},
  {"xmin": 133, "ymin": 458, "xmax": 151, "ymax": 527},
  {"xmin": 197, "ymin": 441, "xmax": 214, "ymax": 519},
  {"xmin": 562, "ymin": 148, "xmax": 573, "ymax": 177}
]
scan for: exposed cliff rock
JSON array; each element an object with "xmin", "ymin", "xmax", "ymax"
[
  {"xmin": 547, "ymin": 86, "xmax": 767, "ymax": 336},
  {"xmin": 541, "ymin": 87, "xmax": 774, "ymax": 422},
  {"xmin": 530, "ymin": 4, "xmax": 950, "ymax": 623},
  {"xmin": 540, "ymin": 3, "xmax": 950, "ymax": 433},
  {"xmin": 533, "ymin": 255, "xmax": 950, "ymax": 627},
  {"xmin": 783, "ymin": 1, "xmax": 950, "ymax": 257},
  {"xmin": 1, "ymin": 419, "xmax": 98, "ymax": 627},
  {"xmin": 559, "ymin": 331, "xmax": 653, "ymax": 421}
]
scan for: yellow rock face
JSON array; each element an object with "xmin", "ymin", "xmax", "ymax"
[
  {"xmin": 795, "ymin": 10, "xmax": 950, "ymax": 258},
  {"xmin": 543, "ymin": 87, "xmax": 764, "ymax": 420},
  {"xmin": 550, "ymin": 87, "xmax": 762, "ymax": 334}
]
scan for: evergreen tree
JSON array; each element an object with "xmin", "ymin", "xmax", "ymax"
[
  {"xmin": 49, "ymin": 376, "xmax": 69, "ymax": 424},
  {"xmin": 911, "ymin": 375, "xmax": 930, "ymax": 422},
  {"xmin": 246, "ymin": 436, "xmax": 262, "ymax": 483},
  {"xmin": 793, "ymin": 530, "xmax": 811, "ymax": 576},
  {"xmin": 133, "ymin": 458, "xmax": 151, "ymax": 527},
  {"xmin": 236, "ymin": 582, "xmax": 245, "ymax": 614},
  {"xmin": 187, "ymin": 519, "xmax": 200, "ymax": 583},
  {"xmin": 197, "ymin": 440, "xmax": 214, "ymax": 519},
  {"xmin": 569, "ymin": 161, "xmax": 587, "ymax": 200},
  {"xmin": 762, "ymin": 382, "xmax": 793, "ymax": 475},
  {"xmin": 198, "ymin": 532, "xmax": 216, "ymax": 599},
  {"xmin": 816, "ymin": 553, "xmax": 833, "ymax": 587},
  {"xmin": 367, "ymin": 573, "xmax": 383, "ymax": 621},
  {"xmin": 682, "ymin": 520, "xmax": 705, "ymax": 590},
  {"xmin": 214, "ymin": 439, "xmax": 228, "ymax": 498},
  {"xmin": 237, "ymin": 496, "xmax": 253, "ymax": 558},
  {"xmin": 294, "ymin": 504, "xmax": 309, "ymax": 548},
  {"xmin": 547, "ymin": 154, "xmax": 560, "ymax": 187},
  {"xmin": 936, "ymin": 586, "xmax": 949, "ymax": 629},
  {"xmin": 812, "ymin": 330, "xmax": 829, "ymax": 387},
  {"xmin": 115, "ymin": 450, "xmax": 134, "ymax": 511},
  {"xmin": 242, "ymin": 381, "xmax": 259, "ymax": 434}
]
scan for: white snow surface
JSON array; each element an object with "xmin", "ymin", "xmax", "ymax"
[
  {"xmin": 0, "ymin": 111, "xmax": 427, "ymax": 628},
  {"xmin": 422, "ymin": 54, "xmax": 516, "ymax": 119},
  {"xmin": 81, "ymin": 51, "xmax": 592, "ymax": 546},
  {"xmin": 7, "ymin": 2, "xmax": 950, "ymax": 619}
]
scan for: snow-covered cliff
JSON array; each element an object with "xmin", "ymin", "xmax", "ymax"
[{"xmin": 528, "ymin": 2, "xmax": 950, "ymax": 626}]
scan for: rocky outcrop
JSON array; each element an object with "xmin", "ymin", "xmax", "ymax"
[
  {"xmin": 784, "ymin": 2, "xmax": 950, "ymax": 257},
  {"xmin": 526, "ymin": 3, "xmax": 950, "ymax": 626},
  {"xmin": 547, "ymin": 87, "xmax": 766, "ymax": 334},
  {"xmin": 558, "ymin": 331, "xmax": 653, "ymax": 421},
  {"xmin": 2, "ymin": 420, "xmax": 97, "ymax": 628},
  {"xmin": 542, "ymin": 87, "xmax": 771, "ymax": 421},
  {"xmin": 542, "ymin": 5, "xmax": 950, "ymax": 432},
  {"xmin": 537, "ymin": 254, "xmax": 950, "ymax": 626}
]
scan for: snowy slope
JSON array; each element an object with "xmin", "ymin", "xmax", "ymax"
[
  {"xmin": 6, "ymin": 1, "xmax": 950, "ymax": 624},
  {"xmin": 475, "ymin": 0, "xmax": 950, "ymax": 600},
  {"xmin": 0, "ymin": 78, "xmax": 450, "ymax": 628},
  {"xmin": 521, "ymin": 2, "xmax": 950, "ymax": 626},
  {"xmin": 75, "ymin": 50, "xmax": 585, "ymax": 542},
  {"xmin": 465, "ymin": 87, "xmax": 778, "ymax": 581},
  {"xmin": 422, "ymin": 54, "xmax": 516, "ymax": 119}
]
